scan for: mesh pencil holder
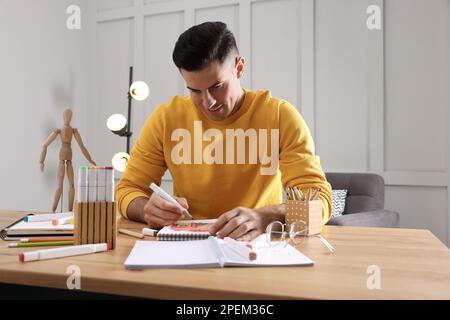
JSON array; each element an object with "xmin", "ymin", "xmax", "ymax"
[
  {"xmin": 73, "ymin": 201, "xmax": 117, "ymax": 249},
  {"xmin": 285, "ymin": 200, "xmax": 323, "ymax": 236}
]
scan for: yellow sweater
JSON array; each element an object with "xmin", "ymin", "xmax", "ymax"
[{"xmin": 116, "ymin": 89, "xmax": 332, "ymax": 223}]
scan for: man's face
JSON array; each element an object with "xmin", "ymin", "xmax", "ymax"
[{"xmin": 180, "ymin": 57, "xmax": 244, "ymax": 121}]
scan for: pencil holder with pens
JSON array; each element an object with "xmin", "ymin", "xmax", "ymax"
[
  {"xmin": 285, "ymin": 186, "xmax": 323, "ymax": 236},
  {"xmin": 73, "ymin": 201, "xmax": 117, "ymax": 249},
  {"xmin": 73, "ymin": 166, "xmax": 117, "ymax": 249},
  {"xmin": 285, "ymin": 200, "xmax": 322, "ymax": 236}
]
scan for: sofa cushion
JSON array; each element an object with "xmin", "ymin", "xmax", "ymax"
[{"xmin": 331, "ymin": 189, "xmax": 347, "ymax": 218}]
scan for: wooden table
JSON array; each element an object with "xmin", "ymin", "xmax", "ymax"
[{"xmin": 0, "ymin": 209, "xmax": 449, "ymax": 299}]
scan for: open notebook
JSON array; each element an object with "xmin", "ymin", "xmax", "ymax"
[{"xmin": 124, "ymin": 236, "xmax": 314, "ymax": 269}]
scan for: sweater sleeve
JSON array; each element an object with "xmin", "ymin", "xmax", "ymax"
[
  {"xmin": 115, "ymin": 105, "xmax": 167, "ymax": 219},
  {"xmin": 278, "ymin": 101, "xmax": 332, "ymax": 224}
]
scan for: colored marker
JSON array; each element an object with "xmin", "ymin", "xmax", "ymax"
[
  {"xmin": 150, "ymin": 183, "xmax": 192, "ymax": 219},
  {"xmin": 51, "ymin": 217, "xmax": 74, "ymax": 226},
  {"xmin": 118, "ymin": 228, "xmax": 144, "ymax": 239},
  {"xmin": 77, "ymin": 166, "xmax": 88, "ymax": 202},
  {"xmin": 142, "ymin": 228, "xmax": 159, "ymax": 237},
  {"xmin": 105, "ymin": 167, "xmax": 114, "ymax": 201},
  {"xmin": 88, "ymin": 166, "xmax": 97, "ymax": 201},
  {"xmin": 223, "ymin": 237, "xmax": 257, "ymax": 261},
  {"xmin": 97, "ymin": 167, "xmax": 107, "ymax": 201},
  {"xmin": 24, "ymin": 212, "xmax": 73, "ymax": 223},
  {"xmin": 19, "ymin": 243, "xmax": 110, "ymax": 262},
  {"xmin": 9, "ymin": 241, "xmax": 74, "ymax": 248},
  {"xmin": 20, "ymin": 237, "xmax": 74, "ymax": 243}
]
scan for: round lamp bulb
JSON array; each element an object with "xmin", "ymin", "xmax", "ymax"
[
  {"xmin": 130, "ymin": 81, "xmax": 150, "ymax": 101},
  {"xmin": 107, "ymin": 114, "xmax": 127, "ymax": 132},
  {"xmin": 112, "ymin": 152, "xmax": 130, "ymax": 172}
]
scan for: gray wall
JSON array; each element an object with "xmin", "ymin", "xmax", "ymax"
[{"xmin": 0, "ymin": 0, "xmax": 94, "ymax": 212}]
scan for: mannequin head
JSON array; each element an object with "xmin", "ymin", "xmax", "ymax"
[{"xmin": 63, "ymin": 108, "xmax": 73, "ymax": 125}]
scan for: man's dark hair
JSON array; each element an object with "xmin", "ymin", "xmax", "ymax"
[{"xmin": 172, "ymin": 21, "xmax": 239, "ymax": 71}]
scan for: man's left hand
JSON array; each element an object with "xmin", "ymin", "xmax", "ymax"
[{"xmin": 209, "ymin": 207, "xmax": 269, "ymax": 241}]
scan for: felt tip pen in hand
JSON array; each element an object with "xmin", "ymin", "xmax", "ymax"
[{"xmin": 150, "ymin": 183, "xmax": 192, "ymax": 219}]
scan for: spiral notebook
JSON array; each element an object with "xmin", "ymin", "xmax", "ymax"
[
  {"xmin": 124, "ymin": 236, "xmax": 315, "ymax": 269},
  {"xmin": 156, "ymin": 219, "xmax": 215, "ymax": 241}
]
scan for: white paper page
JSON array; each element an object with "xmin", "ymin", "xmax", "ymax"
[
  {"xmin": 124, "ymin": 239, "xmax": 220, "ymax": 269},
  {"xmin": 220, "ymin": 235, "xmax": 315, "ymax": 267}
]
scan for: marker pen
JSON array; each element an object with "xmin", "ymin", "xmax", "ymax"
[
  {"xmin": 97, "ymin": 167, "xmax": 106, "ymax": 202},
  {"xmin": 105, "ymin": 167, "xmax": 114, "ymax": 201},
  {"xmin": 24, "ymin": 212, "xmax": 73, "ymax": 223},
  {"xmin": 88, "ymin": 166, "xmax": 97, "ymax": 202},
  {"xmin": 77, "ymin": 166, "xmax": 88, "ymax": 202},
  {"xmin": 19, "ymin": 243, "xmax": 110, "ymax": 262}
]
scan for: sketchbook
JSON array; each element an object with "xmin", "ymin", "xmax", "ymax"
[
  {"xmin": 124, "ymin": 236, "xmax": 314, "ymax": 269},
  {"xmin": 0, "ymin": 214, "xmax": 74, "ymax": 240},
  {"xmin": 156, "ymin": 219, "xmax": 215, "ymax": 241}
]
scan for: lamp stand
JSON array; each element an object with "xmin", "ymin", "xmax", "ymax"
[{"xmin": 126, "ymin": 66, "xmax": 133, "ymax": 154}]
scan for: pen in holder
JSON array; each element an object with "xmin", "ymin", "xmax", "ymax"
[
  {"xmin": 285, "ymin": 186, "xmax": 323, "ymax": 236},
  {"xmin": 73, "ymin": 166, "xmax": 117, "ymax": 249}
]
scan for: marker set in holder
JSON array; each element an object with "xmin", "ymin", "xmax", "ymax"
[{"xmin": 74, "ymin": 166, "xmax": 117, "ymax": 249}]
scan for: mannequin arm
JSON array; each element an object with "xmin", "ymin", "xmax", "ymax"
[
  {"xmin": 73, "ymin": 128, "xmax": 96, "ymax": 165},
  {"xmin": 40, "ymin": 129, "xmax": 59, "ymax": 171}
]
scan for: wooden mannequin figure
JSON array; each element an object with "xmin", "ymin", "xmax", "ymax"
[{"xmin": 39, "ymin": 108, "xmax": 96, "ymax": 212}]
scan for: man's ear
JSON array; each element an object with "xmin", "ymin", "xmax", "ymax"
[{"xmin": 235, "ymin": 56, "xmax": 245, "ymax": 79}]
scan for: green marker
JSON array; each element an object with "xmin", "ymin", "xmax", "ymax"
[{"xmin": 8, "ymin": 241, "xmax": 74, "ymax": 248}]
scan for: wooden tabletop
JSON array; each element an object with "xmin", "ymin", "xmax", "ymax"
[{"xmin": 0, "ymin": 209, "xmax": 449, "ymax": 299}]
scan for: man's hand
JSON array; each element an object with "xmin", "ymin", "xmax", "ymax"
[
  {"xmin": 208, "ymin": 207, "xmax": 271, "ymax": 242},
  {"xmin": 40, "ymin": 162, "xmax": 44, "ymax": 172},
  {"xmin": 142, "ymin": 192, "xmax": 189, "ymax": 228}
]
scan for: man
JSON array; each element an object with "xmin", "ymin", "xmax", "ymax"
[{"xmin": 115, "ymin": 21, "xmax": 332, "ymax": 241}]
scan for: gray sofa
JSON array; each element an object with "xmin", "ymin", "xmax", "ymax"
[{"xmin": 325, "ymin": 172, "xmax": 399, "ymax": 227}]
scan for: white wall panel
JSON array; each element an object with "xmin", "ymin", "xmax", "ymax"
[
  {"xmin": 139, "ymin": 12, "xmax": 185, "ymax": 140},
  {"xmin": 384, "ymin": 0, "xmax": 448, "ymax": 172},
  {"xmin": 0, "ymin": 0, "xmax": 93, "ymax": 212},
  {"xmin": 251, "ymin": 0, "xmax": 299, "ymax": 107},
  {"xmin": 94, "ymin": 18, "xmax": 134, "ymax": 167},
  {"xmin": 195, "ymin": 4, "xmax": 239, "ymax": 42},
  {"xmin": 315, "ymin": 0, "xmax": 368, "ymax": 172},
  {"xmin": 144, "ymin": 0, "xmax": 175, "ymax": 5},
  {"xmin": 97, "ymin": 0, "xmax": 134, "ymax": 12},
  {"xmin": 386, "ymin": 186, "xmax": 448, "ymax": 244}
]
